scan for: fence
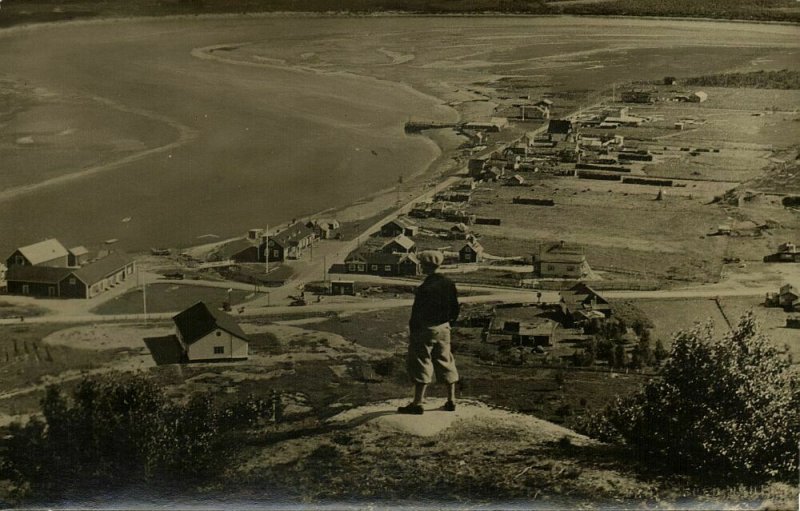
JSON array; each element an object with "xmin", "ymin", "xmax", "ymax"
[
  {"xmin": 622, "ymin": 177, "xmax": 673, "ymax": 187},
  {"xmin": 577, "ymin": 171, "xmax": 621, "ymax": 181}
]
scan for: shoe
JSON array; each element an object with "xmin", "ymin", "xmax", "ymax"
[
  {"xmin": 444, "ymin": 400, "xmax": 456, "ymax": 412},
  {"xmin": 397, "ymin": 403, "xmax": 424, "ymax": 415}
]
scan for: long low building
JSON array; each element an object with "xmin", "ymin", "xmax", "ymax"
[{"xmin": 6, "ymin": 252, "xmax": 136, "ymax": 299}]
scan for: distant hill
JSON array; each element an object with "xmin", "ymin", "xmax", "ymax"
[{"xmin": 1, "ymin": 0, "xmax": 799, "ymax": 28}]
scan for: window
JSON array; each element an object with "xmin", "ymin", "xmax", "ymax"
[
  {"xmin": 357, "ymin": 264, "xmax": 365, "ymax": 272},
  {"xmin": 22, "ymin": 285, "xmax": 30, "ymax": 295},
  {"xmin": 385, "ymin": 265, "xmax": 392, "ymax": 271},
  {"xmin": 273, "ymin": 250, "xmax": 280, "ymax": 258},
  {"xmin": 69, "ymin": 278, "xmax": 76, "ymax": 285},
  {"xmin": 567, "ymin": 266, "xmax": 575, "ymax": 272},
  {"xmin": 213, "ymin": 346, "xmax": 224, "ymax": 354},
  {"xmin": 547, "ymin": 265, "xmax": 555, "ymax": 271},
  {"xmin": 216, "ymin": 331, "xmax": 222, "ymax": 337},
  {"xmin": 371, "ymin": 265, "xmax": 378, "ymax": 271},
  {"xmin": 464, "ymin": 254, "xmax": 472, "ymax": 261},
  {"xmin": 15, "ymin": 256, "xmax": 25, "ymax": 265},
  {"xmin": 348, "ymin": 264, "xmax": 356, "ymax": 272}
]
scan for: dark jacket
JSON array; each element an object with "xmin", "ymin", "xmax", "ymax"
[{"xmin": 409, "ymin": 272, "xmax": 459, "ymax": 331}]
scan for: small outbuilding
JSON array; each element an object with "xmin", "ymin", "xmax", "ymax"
[
  {"xmin": 459, "ymin": 240, "xmax": 484, "ymax": 263},
  {"xmin": 331, "ymin": 280, "xmax": 356, "ymax": 296}
]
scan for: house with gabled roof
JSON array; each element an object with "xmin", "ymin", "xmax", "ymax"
[
  {"xmin": 5, "ymin": 251, "xmax": 135, "ymax": 298},
  {"xmin": 382, "ymin": 235, "xmax": 416, "ymax": 255},
  {"xmin": 533, "ymin": 241, "xmax": 591, "ymax": 278},
  {"xmin": 381, "ymin": 217, "xmax": 419, "ymax": 238},
  {"xmin": 6, "ymin": 239, "xmax": 69, "ymax": 268},
  {"xmin": 559, "ymin": 282, "xmax": 613, "ymax": 324},
  {"xmin": 344, "ymin": 250, "xmax": 420, "ymax": 276},
  {"xmin": 145, "ymin": 301, "xmax": 249, "ymax": 364},
  {"xmin": 173, "ymin": 301, "xmax": 249, "ymax": 362},
  {"xmin": 209, "ymin": 238, "xmax": 260, "ymax": 263},
  {"xmin": 263, "ymin": 222, "xmax": 314, "ymax": 262},
  {"xmin": 779, "ymin": 284, "xmax": 800, "ymax": 311},
  {"xmin": 459, "ymin": 240, "xmax": 484, "ymax": 263}
]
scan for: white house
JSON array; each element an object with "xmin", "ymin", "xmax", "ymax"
[{"xmin": 172, "ymin": 301, "xmax": 249, "ymax": 361}]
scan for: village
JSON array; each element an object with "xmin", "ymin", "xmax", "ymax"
[{"xmin": 1, "ymin": 75, "xmax": 799, "ymax": 381}]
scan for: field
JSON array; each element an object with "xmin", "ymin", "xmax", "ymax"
[
  {"xmin": 635, "ymin": 296, "xmax": 799, "ymax": 359},
  {"xmin": 91, "ymin": 283, "xmax": 254, "ymax": 315}
]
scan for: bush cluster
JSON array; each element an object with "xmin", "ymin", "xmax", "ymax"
[
  {"xmin": 0, "ymin": 373, "xmax": 278, "ymax": 496},
  {"xmin": 580, "ymin": 313, "xmax": 799, "ymax": 483}
]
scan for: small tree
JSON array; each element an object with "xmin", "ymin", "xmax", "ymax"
[{"xmin": 602, "ymin": 313, "xmax": 799, "ymax": 482}]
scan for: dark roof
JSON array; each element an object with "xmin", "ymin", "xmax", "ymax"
[
  {"xmin": 143, "ymin": 335, "xmax": 185, "ymax": 365},
  {"xmin": 214, "ymin": 239, "xmax": 257, "ymax": 260},
  {"xmin": 383, "ymin": 217, "xmax": 417, "ymax": 230},
  {"xmin": 6, "ymin": 265, "xmax": 72, "ymax": 284},
  {"xmin": 73, "ymin": 252, "xmax": 133, "ymax": 285},
  {"xmin": 172, "ymin": 301, "xmax": 249, "ymax": 344},
  {"xmin": 270, "ymin": 222, "xmax": 314, "ymax": 247},
  {"xmin": 345, "ymin": 250, "xmax": 368, "ymax": 263},
  {"xmin": 547, "ymin": 120, "xmax": 572, "ymax": 135},
  {"xmin": 460, "ymin": 241, "xmax": 484, "ymax": 254},
  {"xmin": 365, "ymin": 252, "xmax": 419, "ymax": 265},
  {"xmin": 560, "ymin": 283, "xmax": 610, "ymax": 309}
]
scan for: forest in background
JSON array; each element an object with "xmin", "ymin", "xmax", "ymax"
[{"xmin": 1, "ymin": 0, "xmax": 800, "ymax": 28}]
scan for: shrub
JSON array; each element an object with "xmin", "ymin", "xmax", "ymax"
[
  {"xmin": 0, "ymin": 373, "xmax": 276, "ymax": 495},
  {"xmin": 599, "ymin": 313, "xmax": 799, "ymax": 482},
  {"xmin": 373, "ymin": 356, "xmax": 399, "ymax": 377}
]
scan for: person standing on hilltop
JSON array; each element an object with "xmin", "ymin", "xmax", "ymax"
[{"xmin": 398, "ymin": 250, "xmax": 460, "ymax": 415}]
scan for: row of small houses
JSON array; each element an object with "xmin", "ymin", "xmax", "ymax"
[
  {"xmin": 210, "ymin": 220, "xmax": 341, "ymax": 264},
  {"xmin": 342, "ymin": 236, "xmax": 485, "ymax": 277},
  {"xmin": 4, "ymin": 239, "xmax": 135, "ymax": 299}
]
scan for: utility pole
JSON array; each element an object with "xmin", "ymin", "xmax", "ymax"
[
  {"xmin": 265, "ymin": 224, "xmax": 270, "ymax": 275},
  {"xmin": 142, "ymin": 279, "xmax": 147, "ymax": 326}
]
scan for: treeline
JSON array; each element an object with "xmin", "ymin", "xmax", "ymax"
[
  {"xmin": 1, "ymin": 0, "xmax": 799, "ymax": 26},
  {"xmin": 684, "ymin": 69, "xmax": 800, "ymax": 90},
  {"xmin": 551, "ymin": 0, "xmax": 800, "ymax": 22}
]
